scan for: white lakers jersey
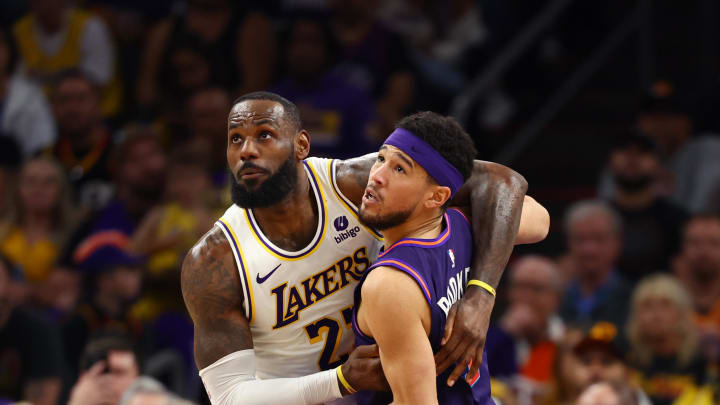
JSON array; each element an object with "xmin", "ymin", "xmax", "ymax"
[{"xmin": 216, "ymin": 157, "xmax": 383, "ymax": 383}]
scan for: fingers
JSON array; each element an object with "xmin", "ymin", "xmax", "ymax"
[
  {"xmin": 441, "ymin": 304, "xmax": 458, "ymax": 346},
  {"xmin": 446, "ymin": 351, "xmax": 473, "ymax": 387},
  {"xmin": 465, "ymin": 346, "xmax": 483, "ymax": 385},
  {"xmin": 434, "ymin": 331, "xmax": 468, "ymax": 375},
  {"xmin": 84, "ymin": 361, "xmax": 106, "ymax": 378}
]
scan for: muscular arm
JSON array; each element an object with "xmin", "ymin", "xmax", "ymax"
[
  {"xmin": 181, "ymin": 227, "xmax": 252, "ymax": 369},
  {"xmin": 359, "ymin": 268, "xmax": 437, "ymax": 405}
]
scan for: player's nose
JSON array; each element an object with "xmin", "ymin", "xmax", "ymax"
[{"xmin": 239, "ymin": 139, "xmax": 260, "ymax": 161}]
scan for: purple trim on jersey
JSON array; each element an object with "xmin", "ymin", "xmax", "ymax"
[
  {"xmin": 216, "ymin": 220, "xmax": 253, "ymax": 322},
  {"xmin": 451, "ymin": 207, "xmax": 470, "ymax": 224},
  {"xmin": 378, "ymin": 212, "xmax": 451, "ymax": 258},
  {"xmin": 244, "ymin": 161, "xmax": 325, "ymax": 259},
  {"xmin": 368, "ymin": 258, "xmax": 433, "ymax": 304}
]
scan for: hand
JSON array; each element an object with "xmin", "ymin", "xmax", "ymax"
[
  {"xmin": 434, "ymin": 287, "xmax": 494, "ymax": 387},
  {"xmin": 340, "ymin": 344, "xmax": 390, "ymax": 394},
  {"xmin": 68, "ymin": 362, "xmax": 115, "ymax": 405}
]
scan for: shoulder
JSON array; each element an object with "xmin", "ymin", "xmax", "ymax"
[
  {"xmin": 335, "ymin": 153, "xmax": 377, "ymax": 204},
  {"xmin": 183, "ymin": 226, "xmax": 233, "ymax": 273},
  {"xmin": 362, "ymin": 265, "xmax": 428, "ymax": 306},
  {"xmin": 181, "ymin": 226, "xmax": 240, "ymax": 305}
]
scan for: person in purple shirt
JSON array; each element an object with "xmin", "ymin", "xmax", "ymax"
[{"xmin": 352, "ymin": 112, "xmax": 547, "ymax": 404}]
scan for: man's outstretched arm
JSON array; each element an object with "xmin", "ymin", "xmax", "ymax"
[{"xmin": 182, "ymin": 227, "xmax": 387, "ymax": 405}]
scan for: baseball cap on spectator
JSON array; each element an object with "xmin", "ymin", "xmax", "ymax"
[
  {"xmin": 573, "ymin": 321, "xmax": 627, "ymax": 361},
  {"xmin": 75, "ymin": 242, "xmax": 144, "ymax": 274}
]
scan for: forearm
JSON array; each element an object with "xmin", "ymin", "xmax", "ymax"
[
  {"xmin": 467, "ymin": 161, "xmax": 527, "ymax": 288},
  {"xmin": 200, "ymin": 350, "xmax": 342, "ymax": 405}
]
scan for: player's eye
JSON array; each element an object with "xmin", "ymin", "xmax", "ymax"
[
  {"xmin": 259, "ymin": 131, "xmax": 272, "ymax": 140},
  {"xmin": 231, "ymin": 134, "xmax": 241, "ymax": 144},
  {"xmin": 395, "ymin": 165, "xmax": 405, "ymax": 173},
  {"xmin": 377, "ymin": 155, "xmax": 385, "ymax": 163}
]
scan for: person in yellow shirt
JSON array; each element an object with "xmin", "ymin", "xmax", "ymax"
[
  {"xmin": 12, "ymin": 0, "xmax": 122, "ymax": 116},
  {"xmin": 0, "ymin": 156, "xmax": 78, "ymax": 284}
]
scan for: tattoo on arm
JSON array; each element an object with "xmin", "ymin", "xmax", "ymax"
[
  {"xmin": 182, "ymin": 227, "xmax": 253, "ymax": 369},
  {"xmin": 335, "ymin": 153, "xmax": 378, "ymax": 207}
]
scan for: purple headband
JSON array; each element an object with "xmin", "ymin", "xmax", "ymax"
[{"xmin": 383, "ymin": 128, "xmax": 464, "ymax": 197}]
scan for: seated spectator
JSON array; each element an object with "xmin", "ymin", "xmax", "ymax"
[
  {"xmin": 136, "ymin": 0, "xmax": 275, "ymax": 112},
  {"xmin": 272, "ymin": 12, "xmax": 378, "ymax": 158},
  {"xmin": 604, "ymin": 132, "xmax": 687, "ymax": 282},
  {"xmin": 61, "ymin": 246, "xmax": 149, "ymax": 382},
  {"xmin": 0, "ymin": 157, "xmax": 78, "ymax": 285},
  {"xmin": 128, "ymin": 147, "xmax": 214, "ymax": 320},
  {"xmin": 0, "ymin": 28, "xmax": 56, "ymax": 157},
  {"xmin": 50, "ymin": 70, "xmax": 116, "ymax": 211},
  {"xmin": 119, "ymin": 377, "xmax": 197, "ymax": 405},
  {"xmin": 559, "ymin": 200, "xmax": 632, "ymax": 330},
  {"xmin": 486, "ymin": 255, "xmax": 564, "ymax": 400},
  {"xmin": 0, "ymin": 252, "xmax": 65, "ymax": 405},
  {"xmin": 12, "ymin": 0, "xmax": 122, "ymax": 116},
  {"xmin": 64, "ymin": 127, "xmax": 166, "ymax": 267},
  {"xmin": 627, "ymin": 274, "xmax": 709, "ymax": 405},
  {"xmin": 599, "ymin": 81, "xmax": 720, "ymax": 213},
  {"xmin": 68, "ymin": 333, "xmax": 141, "ymax": 405},
  {"xmin": 674, "ymin": 214, "xmax": 720, "ymax": 365}
]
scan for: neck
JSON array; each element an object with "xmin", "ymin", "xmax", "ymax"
[
  {"xmin": 23, "ymin": 211, "xmax": 53, "ymax": 235},
  {"xmin": 578, "ymin": 269, "xmax": 612, "ymax": 296},
  {"xmin": 382, "ymin": 210, "xmax": 444, "ymax": 249},
  {"xmin": 251, "ymin": 168, "xmax": 318, "ymax": 250},
  {"xmin": 614, "ymin": 188, "xmax": 656, "ymax": 209}
]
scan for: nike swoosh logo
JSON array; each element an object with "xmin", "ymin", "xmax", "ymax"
[{"xmin": 256, "ymin": 264, "xmax": 281, "ymax": 284}]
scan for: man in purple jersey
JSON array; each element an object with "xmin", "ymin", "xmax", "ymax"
[{"xmin": 353, "ymin": 112, "xmax": 537, "ymax": 404}]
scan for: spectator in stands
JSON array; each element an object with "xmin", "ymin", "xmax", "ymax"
[
  {"xmin": 674, "ymin": 214, "xmax": 720, "ymax": 365},
  {"xmin": 68, "ymin": 333, "xmax": 141, "ymax": 405},
  {"xmin": 62, "ymin": 245, "xmax": 148, "ymax": 382},
  {"xmin": 0, "ymin": 252, "xmax": 65, "ymax": 405},
  {"xmin": 559, "ymin": 200, "xmax": 632, "ymax": 330},
  {"xmin": 127, "ymin": 147, "xmax": 214, "ymax": 320},
  {"xmin": 185, "ymin": 87, "xmax": 232, "ymax": 186},
  {"xmin": 12, "ymin": 0, "xmax": 121, "ymax": 116},
  {"xmin": 272, "ymin": 12, "xmax": 378, "ymax": 158},
  {"xmin": 627, "ymin": 274, "xmax": 709, "ymax": 405},
  {"xmin": 0, "ymin": 28, "xmax": 56, "ymax": 157},
  {"xmin": 486, "ymin": 255, "xmax": 564, "ymax": 400},
  {"xmin": 66, "ymin": 127, "xmax": 166, "ymax": 268},
  {"xmin": 51, "ymin": 70, "xmax": 115, "ymax": 211},
  {"xmin": 603, "ymin": 132, "xmax": 687, "ymax": 283},
  {"xmin": 0, "ymin": 157, "xmax": 78, "ymax": 285},
  {"xmin": 328, "ymin": 0, "xmax": 415, "ymax": 139},
  {"xmin": 136, "ymin": 0, "xmax": 275, "ymax": 113},
  {"xmin": 634, "ymin": 82, "xmax": 720, "ymax": 213},
  {"xmin": 119, "ymin": 377, "xmax": 197, "ymax": 405}
]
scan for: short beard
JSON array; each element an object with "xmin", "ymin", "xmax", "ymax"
[
  {"xmin": 613, "ymin": 173, "xmax": 653, "ymax": 193},
  {"xmin": 230, "ymin": 150, "xmax": 298, "ymax": 208},
  {"xmin": 358, "ymin": 207, "xmax": 414, "ymax": 231}
]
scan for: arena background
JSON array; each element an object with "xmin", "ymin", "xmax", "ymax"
[{"xmin": 0, "ymin": 0, "xmax": 719, "ymax": 404}]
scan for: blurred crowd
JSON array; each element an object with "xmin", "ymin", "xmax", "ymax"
[{"xmin": 0, "ymin": 1, "xmax": 719, "ymax": 405}]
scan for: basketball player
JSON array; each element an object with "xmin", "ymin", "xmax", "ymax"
[
  {"xmin": 182, "ymin": 92, "xmax": 549, "ymax": 404},
  {"xmin": 353, "ymin": 112, "xmax": 499, "ymax": 404}
]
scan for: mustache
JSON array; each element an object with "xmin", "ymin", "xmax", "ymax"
[{"xmin": 236, "ymin": 162, "xmax": 270, "ymax": 177}]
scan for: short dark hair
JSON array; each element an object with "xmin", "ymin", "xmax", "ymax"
[
  {"xmin": 233, "ymin": 91, "xmax": 302, "ymax": 132},
  {"xmin": 80, "ymin": 332, "xmax": 140, "ymax": 372},
  {"xmin": 396, "ymin": 112, "xmax": 477, "ymax": 182}
]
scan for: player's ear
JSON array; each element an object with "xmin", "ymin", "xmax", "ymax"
[
  {"xmin": 295, "ymin": 130, "xmax": 310, "ymax": 159},
  {"xmin": 424, "ymin": 185, "xmax": 451, "ymax": 209}
]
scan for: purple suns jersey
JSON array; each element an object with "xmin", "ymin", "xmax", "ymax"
[{"xmin": 352, "ymin": 208, "xmax": 494, "ymax": 405}]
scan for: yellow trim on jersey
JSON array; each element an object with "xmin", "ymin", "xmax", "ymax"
[
  {"xmin": 327, "ymin": 159, "xmax": 384, "ymax": 241},
  {"xmin": 243, "ymin": 160, "xmax": 328, "ymax": 261},
  {"xmin": 218, "ymin": 218, "xmax": 256, "ymax": 324}
]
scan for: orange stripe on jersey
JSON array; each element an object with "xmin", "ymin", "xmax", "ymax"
[{"xmin": 374, "ymin": 259, "xmax": 432, "ymax": 302}]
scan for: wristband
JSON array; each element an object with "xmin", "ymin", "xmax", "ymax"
[
  {"xmin": 336, "ymin": 365, "xmax": 357, "ymax": 394},
  {"xmin": 467, "ymin": 279, "xmax": 496, "ymax": 297}
]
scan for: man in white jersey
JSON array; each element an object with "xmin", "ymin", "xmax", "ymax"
[{"xmin": 182, "ymin": 92, "xmax": 550, "ymax": 405}]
